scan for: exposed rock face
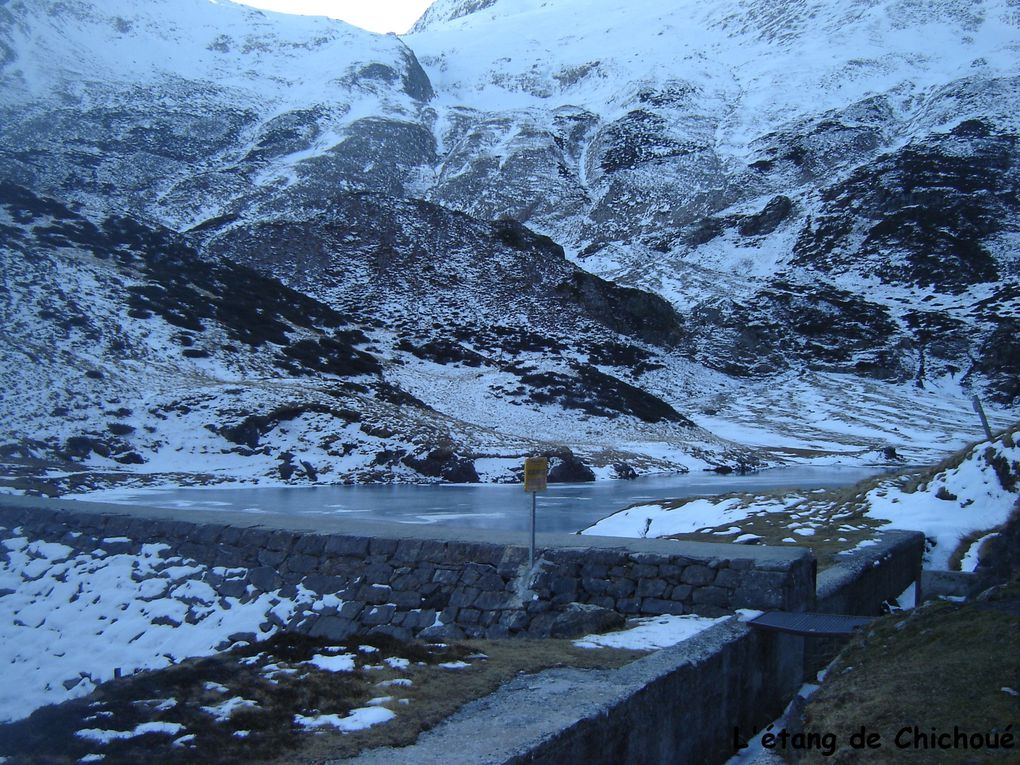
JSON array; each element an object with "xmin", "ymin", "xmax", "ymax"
[{"xmin": 0, "ymin": 0, "xmax": 1017, "ymax": 489}]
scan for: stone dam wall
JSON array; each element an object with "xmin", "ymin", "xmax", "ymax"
[
  {"xmin": 0, "ymin": 496, "xmax": 814, "ymax": 642},
  {"xmin": 0, "ymin": 496, "xmax": 930, "ymax": 765}
]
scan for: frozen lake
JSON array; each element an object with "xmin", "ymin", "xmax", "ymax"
[{"xmin": 79, "ymin": 465, "xmax": 889, "ymax": 533}]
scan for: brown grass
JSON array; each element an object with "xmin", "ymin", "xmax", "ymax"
[
  {"xmin": 796, "ymin": 583, "xmax": 1020, "ymax": 764},
  {"xmin": 0, "ymin": 632, "xmax": 646, "ymax": 765}
]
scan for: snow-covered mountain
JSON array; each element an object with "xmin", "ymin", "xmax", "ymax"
[{"xmin": 0, "ymin": 0, "xmax": 1016, "ymax": 492}]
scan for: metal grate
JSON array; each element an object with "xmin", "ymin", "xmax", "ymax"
[{"xmin": 747, "ymin": 611, "xmax": 876, "ymax": 637}]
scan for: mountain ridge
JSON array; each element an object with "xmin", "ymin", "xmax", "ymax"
[{"xmin": 0, "ymin": 0, "xmax": 1016, "ymax": 492}]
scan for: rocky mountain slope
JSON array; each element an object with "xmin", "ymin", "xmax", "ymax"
[{"xmin": 0, "ymin": 0, "xmax": 1017, "ymax": 490}]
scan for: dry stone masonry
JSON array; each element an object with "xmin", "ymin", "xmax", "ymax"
[{"xmin": 0, "ymin": 497, "xmax": 814, "ymax": 642}]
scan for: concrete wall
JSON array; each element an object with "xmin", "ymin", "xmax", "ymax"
[
  {"xmin": 815, "ymin": 530, "xmax": 925, "ymax": 615},
  {"xmin": 340, "ymin": 620, "xmax": 804, "ymax": 765},
  {"xmin": 0, "ymin": 496, "xmax": 815, "ymax": 642},
  {"xmin": 807, "ymin": 529, "xmax": 924, "ymax": 674},
  {"xmin": 516, "ymin": 623, "xmax": 803, "ymax": 765}
]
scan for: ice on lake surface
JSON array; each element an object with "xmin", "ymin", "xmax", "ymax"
[{"xmin": 76, "ymin": 466, "xmax": 888, "ymax": 533}]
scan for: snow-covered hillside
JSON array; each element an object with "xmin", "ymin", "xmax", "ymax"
[
  {"xmin": 407, "ymin": 0, "xmax": 1020, "ymax": 398},
  {"xmin": 0, "ymin": 0, "xmax": 1017, "ymax": 491},
  {"xmin": 583, "ymin": 425, "xmax": 1020, "ymax": 572}
]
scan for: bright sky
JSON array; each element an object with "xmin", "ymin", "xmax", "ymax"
[{"xmin": 231, "ymin": 1, "xmax": 436, "ymax": 34}]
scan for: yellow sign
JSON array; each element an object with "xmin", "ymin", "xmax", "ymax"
[{"xmin": 523, "ymin": 457, "xmax": 548, "ymax": 493}]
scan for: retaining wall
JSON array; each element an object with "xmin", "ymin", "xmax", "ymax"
[
  {"xmin": 815, "ymin": 530, "xmax": 925, "ymax": 615},
  {"xmin": 340, "ymin": 619, "xmax": 804, "ymax": 765},
  {"xmin": 807, "ymin": 529, "xmax": 925, "ymax": 673},
  {"xmin": 0, "ymin": 496, "xmax": 814, "ymax": 642}
]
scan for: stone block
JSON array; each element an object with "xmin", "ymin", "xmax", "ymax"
[
  {"xmin": 214, "ymin": 544, "xmax": 244, "ymax": 569},
  {"xmin": 525, "ymin": 599, "xmax": 551, "ymax": 614},
  {"xmin": 631, "ymin": 564, "xmax": 659, "ymax": 578},
  {"xmin": 472, "ymin": 569, "xmax": 506, "ymax": 592},
  {"xmin": 286, "ymin": 553, "xmax": 318, "ymax": 574},
  {"xmin": 636, "ymin": 579, "xmax": 667, "ymax": 598},
  {"xmin": 324, "ymin": 535, "xmax": 369, "ymax": 557},
  {"xmin": 195, "ymin": 524, "xmax": 225, "ymax": 545},
  {"xmin": 219, "ymin": 526, "xmax": 243, "ymax": 545},
  {"xmin": 362, "ymin": 563, "xmax": 394, "ymax": 584},
  {"xmin": 551, "ymin": 576, "xmax": 577, "ymax": 597},
  {"xmin": 294, "ymin": 534, "xmax": 326, "ymax": 556},
  {"xmin": 670, "ymin": 584, "xmax": 693, "ymax": 601},
  {"xmin": 281, "ymin": 571, "xmax": 304, "ymax": 586},
  {"xmin": 418, "ymin": 622, "xmax": 465, "ymax": 640},
  {"xmin": 391, "ymin": 571, "xmax": 426, "ymax": 591},
  {"xmin": 248, "ymin": 566, "xmax": 279, "ymax": 592},
  {"xmin": 714, "ymin": 568, "xmax": 743, "ymax": 589},
  {"xmin": 615, "ymin": 597, "xmax": 642, "ymax": 614},
  {"xmin": 641, "ymin": 598, "xmax": 686, "ymax": 616},
  {"xmin": 580, "ymin": 576, "xmax": 611, "ymax": 595},
  {"xmin": 390, "ymin": 590, "xmax": 423, "ymax": 608},
  {"xmin": 266, "ymin": 530, "xmax": 297, "ymax": 551},
  {"xmin": 681, "ymin": 565, "xmax": 716, "ymax": 586},
  {"xmin": 362, "ymin": 604, "xmax": 395, "ymax": 625},
  {"xmin": 402, "ymin": 609, "xmax": 436, "ymax": 630},
  {"xmin": 526, "ymin": 612, "xmax": 559, "ymax": 637},
  {"xmin": 308, "ymin": 615, "xmax": 356, "ymax": 642},
  {"xmin": 691, "ymin": 586, "xmax": 730, "ymax": 607},
  {"xmin": 239, "ymin": 528, "xmax": 271, "ymax": 549},
  {"xmin": 257, "ymin": 547, "xmax": 287, "ymax": 567},
  {"xmin": 358, "ymin": 584, "xmax": 392, "ymax": 604},
  {"xmin": 418, "ymin": 539, "xmax": 447, "ymax": 562},
  {"xmin": 499, "ymin": 547, "xmax": 529, "ymax": 566},
  {"xmin": 393, "ymin": 539, "xmax": 423, "ymax": 562},
  {"xmin": 127, "ymin": 518, "xmax": 155, "ymax": 540},
  {"xmin": 458, "ymin": 608, "xmax": 481, "ymax": 625},
  {"xmin": 588, "ymin": 595, "xmax": 615, "ymax": 610},
  {"xmin": 732, "ymin": 570, "xmax": 787, "ymax": 610},
  {"xmin": 432, "ymin": 568, "xmax": 459, "ymax": 585},
  {"xmin": 368, "ymin": 624, "xmax": 412, "ymax": 641},
  {"xmin": 339, "ymin": 601, "xmax": 364, "ymax": 620},
  {"xmin": 499, "ymin": 610, "xmax": 530, "ymax": 631},
  {"xmin": 217, "ymin": 580, "xmax": 248, "ymax": 599},
  {"xmin": 445, "ymin": 542, "xmax": 501, "ymax": 566},
  {"xmin": 302, "ymin": 574, "xmax": 346, "ymax": 595},
  {"xmin": 550, "ymin": 604, "xmax": 620, "ymax": 639},
  {"xmin": 368, "ymin": 537, "xmax": 398, "ymax": 556},
  {"xmin": 689, "ymin": 604, "xmax": 728, "ymax": 618},
  {"xmin": 606, "ymin": 577, "xmax": 635, "ymax": 598},
  {"xmin": 658, "ymin": 564, "xmax": 684, "ymax": 579},
  {"xmin": 629, "ymin": 552, "xmax": 666, "ymax": 565},
  {"xmin": 665, "ymin": 555, "xmax": 696, "ymax": 567},
  {"xmin": 448, "ymin": 586, "xmax": 480, "ymax": 608},
  {"xmin": 168, "ymin": 521, "xmax": 198, "ymax": 540},
  {"xmin": 474, "ymin": 590, "xmax": 515, "ymax": 610},
  {"xmin": 177, "ymin": 541, "xmax": 207, "ymax": 562}
]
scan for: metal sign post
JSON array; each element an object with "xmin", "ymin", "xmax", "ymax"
[
  {"xmin": 972, "ymin": 396, "xmax": 994, "ymax": 441},
  {"xmin": 523, "ymin": 457, "xmax": 548, "ymax": 570}
]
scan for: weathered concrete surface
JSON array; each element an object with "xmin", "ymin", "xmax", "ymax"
[
  {"xmin": 815, "ymin": 530, "xmax": 924, "ymax": 615},
  {"xmin": 332, "ymin": 620, "xmax": 803, "ymax": 765},
  {"xmin": 808, "ymin": 529, "xmax": 924, "ymax": 673},
  {"xmin": 921, "ymin": 569, "xmax": 988, "ymax": 599}
]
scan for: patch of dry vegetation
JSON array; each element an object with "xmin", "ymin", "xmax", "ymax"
[
  {"xmin": 0, "ymin": 632, "xmax": 646, "ymax": 765},
  {"xmin": 796, "ymin": 583, "xmax": 1020, "ymax": 764}
]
